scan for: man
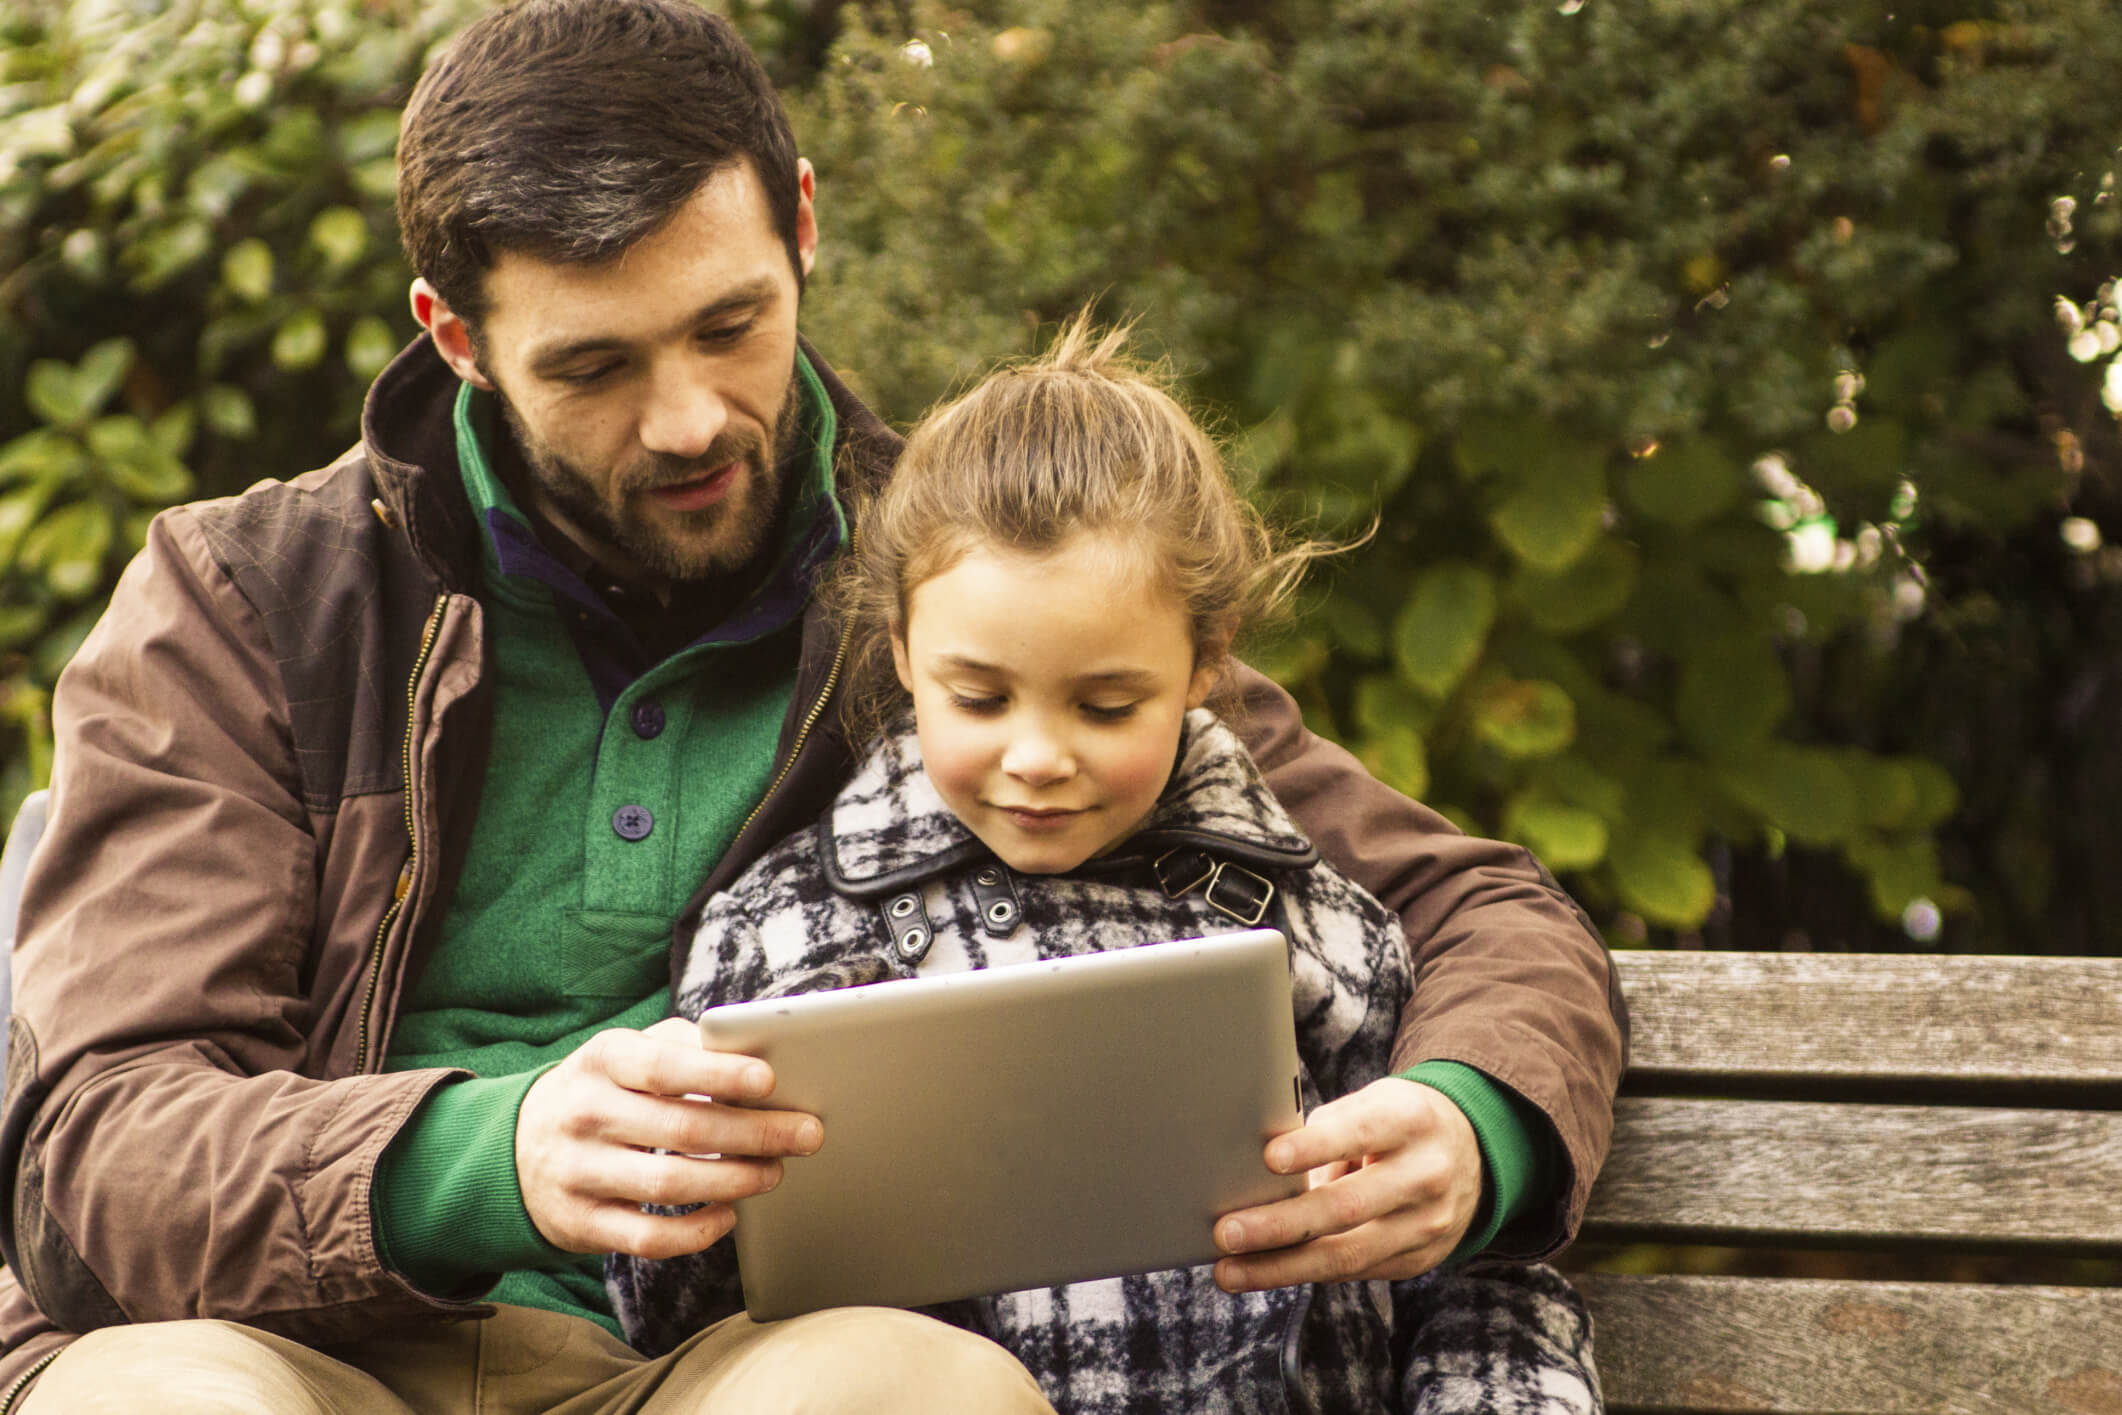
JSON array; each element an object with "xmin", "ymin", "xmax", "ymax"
[{"xmin": 0, "ymin": 1, "xmax": 1624, "ymax": 1409}]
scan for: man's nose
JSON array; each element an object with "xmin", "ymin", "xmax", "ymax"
[{"xmin": 638, "ymin": 364, "xmax": 728, "ymax": 460}]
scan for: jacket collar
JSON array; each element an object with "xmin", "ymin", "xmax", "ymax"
[{"xmin": 819, "ymin": 709, "xmax": 1320, "ymax": 900}]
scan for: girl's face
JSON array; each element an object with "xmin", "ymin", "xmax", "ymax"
[{"xmin": 891, "ymin": 531, "xmax": 1218, "ymax": 874}]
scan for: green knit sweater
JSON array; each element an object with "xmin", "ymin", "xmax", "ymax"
[{"xmin": 371, "ymin": 359, "xmax": 842, "ymax": 1335}]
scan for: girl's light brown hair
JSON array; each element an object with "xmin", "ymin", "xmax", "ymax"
[{"xmin": 831, "ymin": 312, "xmax": 1335, "ymax": 745}]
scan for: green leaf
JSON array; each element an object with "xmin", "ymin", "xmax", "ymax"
[
  {"xmin": 1393, "ymin": 563, "xmax": 1497, "ymax": 699},
  {"xmin": 21, "ymin": 501, "xmax": 115, "ymax": 600},
  {"xmin": 72, "ymin": 339, "xmax": 134, "ymax": 420},
  {"xmin": 186, "ymin": 153, "xmax": 252, "ymax": 220},
  {"xmin": 0, "ymin": 605, "xmax": 49, "ymax": 651},
  {"xmin": 1675, "ymin": 634, "xmax": 1791, "ymax": 757},
  {"xmin": 1622, "ymin": 440, "xmax": 1743, "ymax": 530},
  {"xmin": 1512, "ymin": 539, "xmax": 1639, "ymax": 636},
  {"xmin": 0, "ymin": 484, "xmax": 56, "ymax": 570},
  {"xmin": 1353, "ymin": 672, "xmax": 1435, "ymax": 739},
  {"xmin": 0, "ymin": 430, "xmax": 85, "ymax": 487},
  {"xmin": 1452, "ymin": 415, "xmax": 1545, "ymax": 484},
  {"xmin": 272, "ymin": 310, "xmax": 328, "ymax": 371},
  {"xmin": 1357, "ymin": 724, "xmax": 1429, "ymax": 801},
  {"xmin": 1903, "ymin": 759, "xmax": 1959, "ymax": 830},
  {"xmin": 1233, "ymin": 407, "xmax": 1295, "ymax": 488},
  {"xmin": 1246, "ymin": 631, "xmax": 1328, "ymax": 687},
  {"xmin": 1620, "ymin": 568, "xmax": 1735, "ymax": 659},
  {"xmin": 1545, "ymin": 754, "xmax": 1628, "ymax": 821},
  {"xmin": 1845, "ymin": 832, "xmax": 1945, "ymax": 921},
  {"xmin": 152, "ymin": 405, "xmax": 197, "ymax": 460},
  {"xmin": 87, "ymin": 416, "xmax": 194, "ymax": 504},
  {"xmin": 344, "ymin": 315, "xmax": 399, "ymax": 380},
  {"xmin": 1323, "ymin": 595, "xmax": 1384, "ymax": 658},
  {"xmin": 222, "ymin": 238, "xmax": 275, "ymax": 302},
  {"xmin": 1504, "ymin": 794, "xmax": 1609, "ymax": 871},
  {"xmin": 1717, "ymin": 744, "xmax": 1861, "ymax": 847},
  {"xmin": 309, "ymin": 206, "xmax": 369, "ymax": 270},
  {"xmin": 1489, "ymin": 454, "xmax": 1607, "ymax": 572},
  {"xmin": 337, "ymin": 109, "xmax": 403, "ymax": 165},
  {"xmin": 24, "ymin": 362, "xmax": 85, "ymax": 428},
  {"xmin": 1609, "ymin": 831, "xmax": 1715, "ymax": 928},
  {"xmin": 1473, "ymin": 678, "xmax": 1576, "ymax": 759},
  {"xmin": 202, "ymin": 384, "xmax": 257, "ymax": 440},
  {"xmin": 124, "ymin": 218, "xmax": 214, "ymax": 291},
  {"xmin": 1843, "ymin": 753, "xmax": 1919, "ymax": 832}
]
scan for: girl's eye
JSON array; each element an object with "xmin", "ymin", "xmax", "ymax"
[
  {"xmin": 948, "ymin": 692, "xmax": 1005, "ymax": 715},
  {"xmin": 1082, "ymin": 702, "xmax": 1138, "ymax": 723}
]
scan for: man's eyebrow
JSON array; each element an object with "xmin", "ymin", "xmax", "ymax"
[{"xmin": 523, "ymin": 278, "xmax": 782, "ymax": 373}]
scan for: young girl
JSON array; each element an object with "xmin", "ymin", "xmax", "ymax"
[{"xmin": 608, "ymin": 320, "xmax": 1599, "ymax": 1414}]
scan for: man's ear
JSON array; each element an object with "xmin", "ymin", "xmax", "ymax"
[
  {"xmin": 794, "ymin": 157, "xmax": 819, "ymax": 279},
  {"xmin": 409, "ymin": 278, "xmax": 495, "ymax": 391},
  {"xmin": 890, "ymin": 621, "xmax": 914, "ymax": 692}
]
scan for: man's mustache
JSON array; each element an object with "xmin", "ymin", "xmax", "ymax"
[{"xmin": 629, "ymin": 434, "xmax": 766, "ymax": 493}]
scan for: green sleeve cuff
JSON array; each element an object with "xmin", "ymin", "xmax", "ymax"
[
  {"xmin": 1395, "ymin": 1060, "xmax": 1558, "ymax": 1264},
  {"xmin": 373, "ymin": 1070, "xmax": 562, "ymax": 1296}
]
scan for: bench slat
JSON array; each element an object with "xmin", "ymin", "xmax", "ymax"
[
  {"xmin": 1576, "ymin": 1272, "xmax": 2122, "ymax": 1414},
  {"xmin": 1582, "ymin": 1097, "xmax": 2122, "ymax": 1251},
  {"xmin": 1612, "ymin": 951, "xmax": 2122, "ymax": 1091}
]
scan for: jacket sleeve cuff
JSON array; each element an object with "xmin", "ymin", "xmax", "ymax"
[
  {"xmin": 1395, "ymin": 1061, "xmax": 1558, "ymax": 1264},
  {"xmin": 373, "ymin": 1069, "xmax": 562, "ymax": 1296}
]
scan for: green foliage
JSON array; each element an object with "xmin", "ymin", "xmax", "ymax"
[
  {"xmin": 790, "ymin": 0, "xmax": 2122, "ymax": 947},
  {"xmin": 3, "ymin": 0, "xmax": 2118, "ymax": 949},
  {"xmin": 0, "ymin": 0, "xmax": 487, "ymax": 815}
]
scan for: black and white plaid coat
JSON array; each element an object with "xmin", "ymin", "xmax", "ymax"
[{"xmin": 611, "ymin": 711, "xmax": 1599, "ymax": 1414}]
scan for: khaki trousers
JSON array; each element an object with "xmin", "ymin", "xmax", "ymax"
[{"xmin": 22, "ymin": 1303, "xmax": 1058, "ymax": 1414}]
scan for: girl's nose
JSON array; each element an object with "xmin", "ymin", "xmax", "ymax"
[{"xmin": 1002, "ymin": 729, "xmax": 1075, "ymax": 785}]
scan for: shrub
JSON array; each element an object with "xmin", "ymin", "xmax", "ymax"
[{"xmin": 5, "ymin": 0, "xmax": 2119, "ymax": 949}]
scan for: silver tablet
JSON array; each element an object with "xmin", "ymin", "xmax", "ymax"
[{"xmin": 697, "ymin": 927, "xmax": 1307, "ymax": 1320}]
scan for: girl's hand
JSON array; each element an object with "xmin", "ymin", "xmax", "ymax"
[{"xmin": 1209, "ymin": 1077, "xmax": 1482, "ymax": 1292}]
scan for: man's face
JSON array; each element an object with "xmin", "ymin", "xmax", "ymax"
[{"xmin": 438, "ymin": 161, "xmax": 816, "ymax": 587}]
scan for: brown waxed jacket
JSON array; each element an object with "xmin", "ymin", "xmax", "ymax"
[{"xmin": 0, "ymin": 336, "xmax": 1626, "ymax": 1403}]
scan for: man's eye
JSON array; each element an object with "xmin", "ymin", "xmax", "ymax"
[
  {"xmin": 1083, "ymin": 702, "xmax": 1139, "ymax": 723},
  {"xmin": 555, "ymin": 363, "xmax": 620, "ymax": 387},
  {"xmin": 699, "ymin": 320, "xmax": 755, "ymax": 347},
  {"xmin": 948, "ymin": 693, "xmax": 1005, "ymax": 715}
]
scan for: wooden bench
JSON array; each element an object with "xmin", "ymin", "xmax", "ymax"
[{"xmin": 1568, "ymin": 950, "xmax": 2122, "ymax": 1414}]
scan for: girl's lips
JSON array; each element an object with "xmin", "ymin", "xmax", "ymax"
[
  {"xmin": 646, "ymin": 462, "xmax": 738, "ymax": 512},
  {"xmin": 998, "ymin": 806, "xmax": 1084, "ymax": 833}
]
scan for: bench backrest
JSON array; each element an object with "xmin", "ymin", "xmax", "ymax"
[{"xmin": 1577, "ymin": 950, "xmax": 2122, "ymax": 1413}]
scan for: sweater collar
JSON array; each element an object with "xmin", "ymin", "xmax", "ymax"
[{"xmin": 819, "ymin": 709, "xmax": 1319, "ymax": 900}]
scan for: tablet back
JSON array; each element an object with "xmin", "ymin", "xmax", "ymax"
[{"xmin": 698, "ymin": 928, "xmax": 1306, "ymax": 1320}]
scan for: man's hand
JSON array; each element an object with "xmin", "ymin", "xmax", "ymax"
[
  {"xmin": 515, "ymin": 1016, "xmax": 823, "ymax": 1260},
  {"xmin": 1211, "ymin": 1077, "xmax": 1481, "ymax": 1292}
]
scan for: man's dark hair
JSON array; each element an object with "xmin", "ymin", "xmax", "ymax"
[{"xmin": 396, "ymin": 0, "xmax": 802, "ymax": 328}]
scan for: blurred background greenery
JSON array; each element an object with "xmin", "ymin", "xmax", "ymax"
[{"xmin": 3, "ymin": 0, "xmax": 2117, "ymax": 955}]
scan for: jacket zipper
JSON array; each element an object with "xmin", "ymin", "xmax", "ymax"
[
  {"xmin": 731, "ymin": 544, "xmax": 858, "ymax": 850},
  {"xmin": 353, "ymin": 594, "xmax": 449, "ymax": 1075},
  {"xmin": 0, "ymin": 1347, "xmax": 63, "ymax": 1413}
]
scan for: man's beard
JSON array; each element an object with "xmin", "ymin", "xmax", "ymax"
[{"xmin": 494, "ymin": 385, "xmax": 801, "ymax": 591}]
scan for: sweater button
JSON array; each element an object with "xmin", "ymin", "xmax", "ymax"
[
  {"xmin": 612, "ymin": 805, "xmax": 654, "ymax": 841},
  {"xmin": 631, "ymin": 701, "xmax": 666, "ymax": 739}
]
